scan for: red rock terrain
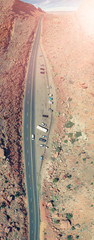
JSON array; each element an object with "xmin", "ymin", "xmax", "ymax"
[
  {"xmin": 40, "ymin": 0, "xmax": 94, "ymax": 239},
  {"xmin": 0, "ymin": 0, "xmax": 43, "ymax": 239}
]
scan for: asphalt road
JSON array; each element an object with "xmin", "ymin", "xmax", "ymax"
[{"xmin": 23, "ymin": 19, "xmax": 42, "ymax": 240}]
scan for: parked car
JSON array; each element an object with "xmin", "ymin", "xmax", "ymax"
[
  {"xmin": 32, "ymin": 134, "xmax": 35, "ymax": 140},
  {"xmin": 48, "ymin": 108, "xmax": 53, "ymax": 112},
  {"xmin": 42, "ymin": 135, "xmax": 47, "ymax": 138},
  {"xmin": 40, "ymin": 144, "xmax": 49, "ymax": 148},
  {"xmin": 48, "ymin": 100, "xmax": 53, "ymax": 104},
  {"xmin": 42, "ymin": 114, "xmax": 48, "ymax": 118},
  {"xmin": 40, "ymin": 155, "xmax": 43, "ymax": 161},
  {"xmin": 39, "ymin": 138, "xmax": 46, "ymax": 142},
  {"xmin": 49, "ymin": 97, "xmax": 53, "ymax": 101},
  {"xmin": 40, "ymin": 144, "xmax": 45, "ymax": 147},
  {"xmin": 42, "ymin": 122, "xmax": 47, "ymax": 127}
]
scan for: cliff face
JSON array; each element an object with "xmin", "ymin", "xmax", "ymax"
[{"xmin": 0, "ymin": 0, "xmax": 43, "ymax": 239}]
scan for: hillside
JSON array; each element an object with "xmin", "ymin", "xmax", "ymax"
[
  {"xmin": 40, "ymin": 0, "xmax": 94, "ymax": 239},
  {"xmin": 0, "ymin": 0, "xmax": 43, "ymax": 239}
]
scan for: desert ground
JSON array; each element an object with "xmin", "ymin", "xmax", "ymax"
[{"xmin": 39, "ymin": 1, "xmax": 94, "ymax": 239}]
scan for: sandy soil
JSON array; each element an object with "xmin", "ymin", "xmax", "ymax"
[{"xmin": 40, "ymin": 1, "xmax": 94, "ymax": 239}]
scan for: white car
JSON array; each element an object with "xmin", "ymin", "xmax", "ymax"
[
  {"xmin": 42, "ymin": 135, "xmax": 47, "ymax": 138},
  {"xmin": 32, "ymin": 134, "xmax": 35, "ymax": 140},
  {"xmin": 41, "ymin": 122, "xmax": 47, "ymax": 127}
]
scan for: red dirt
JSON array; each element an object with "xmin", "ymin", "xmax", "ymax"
[{"xmin": 40, "ymin": 1, "xmax": 94, "ymax": 239}]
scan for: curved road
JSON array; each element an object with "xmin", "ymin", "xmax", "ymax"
[{"xmin": 23, "ymin": 19, "xmax": 42, "ymax": 240}]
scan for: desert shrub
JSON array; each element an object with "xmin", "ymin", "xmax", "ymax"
[
  {"xmin": 66, "ymin": 184, "xmax": 71, "ymax": 189},
  {"xmin": 72, "ymin": 226, "xmax": 75, "ymax": 230},
  {"xmin": 68, "ymin": 97, "xmax": 72, "ymax": 102},
  {"xmin": 68, "ymin": 133, "xmax": 73, "ymax": 138},
  {"xmin": 75, "ymin": 131, "xmax": 82, "ymax": 138},
  {"xmin": 56, "ymin": 146, "xmax": 62, "ymax": 153},
  {"xmin": 54, "ymin": 219, "xmax": 60, "ymax": 224},
  {"xmin": 53, "ymin": 178, "xmax": 59, "ymax": 183},
  {"xmin": 15, "ymin": 191, "xmax": 20, "ymax": 197},
  {"xmin": 51, "ymin": 207, "xmax": 56, "ymax": 213},
  {"xmin": 57, "ymin": 111, "xmax": 60, "ymax": 116},
  {"xmin": 65, "ymin": 121, "xmax": 74, "ymax": 128},
  {"xmin": 67, "ymin": 235, "xmax": 73, "ymax": 240},
  {"xmin": 66, "ymin": 213, "xmax": 73, "ymax": 221},
  {"xmin": 70, "ymin": 138, "xmax": 76, "ymax": 144},
  {"xmin": 76, "ymin": 235, "xmax": 79, "ymax": 239},
  {"xmin": 0, "ymin": 201, "xmax": 6, "ymax": 208}
]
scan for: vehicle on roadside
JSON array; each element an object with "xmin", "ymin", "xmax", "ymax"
[
  {"xmin": 40, "ymin": 144, "xmax": 45, "ymax": 147},
  {"xmin": 48, "ymin": 108, "xmax": 53, "ymax": 112},
  {"xmin": 37, "ymin": 125, "xmax": 48, "ymax": 133},
  {"xmin": 40, "ymin": 144, "xmax": 48, "ymax": 148},
  {"xmin": 39, "ymin": 138, "xmax": 46, "ymax": 142},
  {"xmin": 40, "ymin": 155, "xmax": 43, "ymax": 161},
  {"xmin": 42, "ymin": 122, "xmax": 47, "ymax": 127},
  {"xmin": 45, "ymin": 146, "xmax": 49, "ymax": 149},
  {"xmin": 32, "ymin": 134, "xmax": 35, "ymax": 140},
  {"xmin": 42, "ymin": 135, "xmax": 47, "ymax": 138},
  {"xmin": 49, "ymin": 93, "xmax": 53, "ymax": 97},
  {"xmin": 48, "ymin": 100, "xmax": 53, "ymax": 104},
  {"xmin": 42, "ymin": 114, "xmax": 49, "ymax": 118},
  {"xmin": 49, "ymin": 97, "xmax": 53, "ymax": 101}
]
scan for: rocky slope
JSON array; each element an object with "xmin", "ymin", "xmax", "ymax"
[
  {"xmin": 40, "ymin": 1, "xmax": 94, "ymax": 239},
  {"xmin": 0, "ymin": 0, "xmax": 43, "ymax": 239}
]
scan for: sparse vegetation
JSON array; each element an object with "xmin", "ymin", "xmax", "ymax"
[
  {"xmin": 51, "ymin": 207, "xmax": 56, "ymax": 213},
  {"xmin": 0, "ymin": 201, "xmax": 6, "ymax": 208},
  {"xmin": 76, "ymin": 235, "xmax": 79, "ymax": 239},
  {"xmin": 66, "ymin": 213, "xmax": 73, "ymax": 221},
  {"xmin": 68, "ymin": 133, "xmax": 73, "ymax": 138},
  {"xmin": 68, "ymin": 97, "xmax": 72, "ymax": 102},
  {"xmin": 56, "ymin": 145, "xmax": 62, "ymax": 153},
  {"xmin": 75, "ymin": 131, "xmax": 82, "ymax": 138},
  {"xmin": 64, "ymin": 139, "xmax": 68, "ymax": 143},
  {"xmin": 54, "ymin": 219, "xmax": 60, "ymax": 224},
  {"xmin": 66, "ymin": 184, "xmax": 71, "ymax": 189},
  {"xmin": 53, "ymin": 177, "xmax": 59, "ymax": 183},
  {"xmin": 65, "ymin": 121, "xmax": 74, "ymax": 128},
  {"xmin": 67, "ymin": 235, "xmax": 73, "ymax": 240},
  {"xmin": 71, "ymin": 226, "xmax": 75, "ymax": 230}
]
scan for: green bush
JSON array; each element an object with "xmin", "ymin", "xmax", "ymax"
[
  {"xmin": 51, "ymin": 208, "xmax": 56, "ymax": 213},
  {"xmin": 72, "ymin": 226, "xmax": 75, "ymax": 230},
  {"xmin": 67, "ymin": 235, "xmax": 73, "ymax": 240},
  {"xmin": 53, "ymin": 178, "xmax": 59, "ymax": 183},
  {"xmin": 0, "ymin": 201, "xmax": 6, "ymax": 208},
  {"xmin": 68, "ymin": 133, "xmax": 73, "ymax": 138},
  {"xmin": 56, "ymin": 146, "xmax": 62, "ymax": 153},
  {"xmin": 66, "ymin": 213, "xmax": 73, "ymax": 221},
  {"xmin": 65, "ymin": 121, "xmax": 74, "ymax": 128},
  {"xmin": 76, "ymin": 235, "xmax": 79, "ymax": 239},
  {"xmin": 66, "ymin": 184, "xmax": 71, "ymax": 189},
  {"xmin": 75, "ymin": 131, "xmax": 82, "ymax": 138},
  {"xmin": 54, "ymin": 219, "xmax": 60, "ymax": 224},
  {"xmin": 64, "ymin": 140, "xmax": 68, "ymax": 143},
  {"xmin": 15, "ymin": 191, "xmax": 20, "ymax": 197}
]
